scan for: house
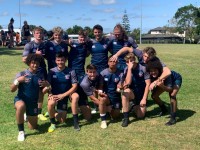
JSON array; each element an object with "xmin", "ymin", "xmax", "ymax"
[{"xmin": 142, "ymin": 27, "xmax": 185, "ymax": 44}]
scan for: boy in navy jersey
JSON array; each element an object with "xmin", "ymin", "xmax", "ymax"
[
  {"xmin": 80, "ymin": 64, "xmax": 109, "ymax": 129},
  {"xmin": 11, "ymin": 54, "xmax": 48, "ymax": 141},
  {"xmin": 100, "ymin": 56, "xmax": 124, "ymax": 122},
  {"xmin": 146, "ymin": 57, "xmax": 182, "ymax": 125},
  {"xmin": 121, "ymin": 53, "xmax": 151, "ymax": 127},
  {"xmin": 107, "ymin": 24, "xmax": 132, "ymax": 72},
  {"xmin": 22, "ymin": 26, "xmax": 48, "ymax": 121},
  {"xmin": 44, "ymin": 26, "xmax": 68, "ymax": 71},
  {"xmin": 45, "ymin": 52, "xmax": 80, "ymax": 132}
]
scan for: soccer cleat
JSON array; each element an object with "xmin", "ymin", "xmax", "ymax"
[
  {"xmin": 91, "ymin": 109, "xmax": 97, "ymax": 114},
  {"xmin": 74, "ymin": 122, "xmax": 80, "ymax": 131},
  {"xmin": 100, "ymin": 121, "xmax": 107, "ymax": 129},
  {"xmin": 38, "ymin": 114, "xmax": 48, "ymax": 121},
  {"xmin": 165, "ymin": 118, "xmax": 176, "ymax": 126},
  {"xmin": 121, "ymin": 118, "xmax": 129, "ymax": 127},
  {"xmin": 48, "ymin": 124, "xmax": 56, "ymax": 132},
  {"xmin": 44, "ymin": 112, "xmax": 49, "ymax": 117},
  {"xmin": 18, "ymin": 131, "xmax": 25, "ymax": 141}
]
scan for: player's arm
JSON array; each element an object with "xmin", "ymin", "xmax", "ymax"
[
  {"xmin": 10, "ymin": 74, "xmax": 27, "ymax": 92},
  {"xmin": 140, "ymin": 79, "xmax": 151, "ymax": 106},
  {"xmin": 110, "ymin": 47, "xmax": 133, "ymax": 61},
  {"xmin": 54, "ymin": 83, "xmax": 78, "ymax": 101},
  {"xmin": 125, "ymin": 60, "xmax": 133, "ymax": 85},
  {"xmin": 88, "ymin": 95, "xmax": 100, "ymax": 105}
]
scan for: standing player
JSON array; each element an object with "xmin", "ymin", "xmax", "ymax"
[
  {"xmin": 45, "ymin": 52, "xmax": 80, "ymax": 132},
  {"xmin": 89, "ymin": 24, "xmax": 110, "ymax": 73},
  {"xmin": 80, "ymin": 64, "xmax": 109, "ymax": 129},
  {"xmin": 100, "ymin": 56, "xmax": 124, "ymax": 122},
  {"xmin": 44, "ymin": 26, "xmax": 68, "ymax": 71},
  {"xmin": 22, "ymin": 20, "xmax": 31, "ymax": 42},
  {"xmin": 8, "ymin": 18, "xmax": 15, "ymax": 48},
  {"xmin": 10, "ymin": 54, "xmax": 48, "ymax": 141},
  {"xmin": 121, "ymin": 53, "xmax": 151, "ymax": 127},
  {"xmin": 22, "ymin": 26, "xmax": 48, "ymax": 121},
  {"xmin": 146, "ymin": 57, "xmax": 182, "ymax": 125},
  {"xmin": 107, "ymin": 24, "xmax": 132, "ymax": 72}
]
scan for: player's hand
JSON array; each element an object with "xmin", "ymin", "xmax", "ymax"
[
  {"xmin": 17, "ymin": 74, "xmax": 29, "ymax": 83},
  {"xmin": 54, "ymin": 94, "xmax": 65, "ymax": 101},
  {"xmin": 126, "ymin": 59, "xmax": 134, "ymax": 70},
  {"xmin": 35, "ymin": 48, "xmax": 42, "ymax": 55},
  {"xmin": 110, "ymin": 55, "xmax": 118, "ymax": 62},
  {"xmin": 140, "ymin": 99, "xmax": 146, "ymax": 108}
]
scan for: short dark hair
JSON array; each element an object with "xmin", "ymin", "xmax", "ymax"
[
  {"xmin": 55, "ymin": 51, "xmax": 68, "ymax": 59},
  {"xmin": 143, "ymin": 47, "xmax": 156, "ymax": 60},
  {"xmin": 25, "ymin": 54, "xmax": 43, "ymax": 66},
  {"xmin": 93, "ymin": 24, "xmax": 103, "ymax": 32},
  {"xmin": 146, "ymin": 56, "xmax": 163, "ymax": 76},
  {"xmin": 86, "ymin": 64, "xmax": 97, "ymax": 70}
]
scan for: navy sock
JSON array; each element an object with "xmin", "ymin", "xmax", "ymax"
[
  {"xmin": 100, "ymin": 114, "xmax": 106, "ymax": 121},
  {"xmin": 50, "ymin": 117, "xmax": 56, "ymax": 124},
  {"xmin": 38, "ymin": 108, "xmax": 42, "ymax": 114},
  {"xmin": 18, "ymin": 123, "xmax": 24, "ymax": 131},
  {"xmin": 171, "ymin": 112, "xmax": 176, "ymax": 119},
  {"xmin": 123, "ymin": 112, "xmax": 129, "ymax": 119},
  {"xmin": 73, "ymin": 114, "xmax": 79, "ymax": 123}
]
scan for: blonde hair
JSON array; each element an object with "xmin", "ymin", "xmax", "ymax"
[
  {"xmin": 52, "ymin": 26, "xmax": 63, "ymax": 35},
  {"xmin": 124, "ymin": 53, "xmax": 136, "ymax": 61}
]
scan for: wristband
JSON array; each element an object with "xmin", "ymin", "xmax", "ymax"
[
  {"xmin": 98, "ymin": 90, "xmax": 103, "ymax": 94},
  {"xmin": 14, "ymin": 79, "xmax": 19, "ymax": 86}
]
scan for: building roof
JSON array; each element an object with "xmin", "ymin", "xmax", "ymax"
[
  {"xmin": 142, "ymin": 34, "xmax": 182, "ymax": 39},
  {"xmin": 150, "ymin": 27, "xmax": 166, "ymax": 32}
]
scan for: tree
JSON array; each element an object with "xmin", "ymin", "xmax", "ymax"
[
  {"xmin": 0, "ymin": 25, "xmax": 2, "ymax": 29},
  {"xmin": 66, "ymin": 25, "xmax": 83, "ymax": 34},
  {"xmin": 121, "ymin": 10, "xmax": 131, "ymax": 34},
  {"xmin": 173, "ymin": 4, "xmax": 200, "ymax": 43},
  {"xmin": 130, "ymin": 28, "xmax": 140, "ymax": 43}
]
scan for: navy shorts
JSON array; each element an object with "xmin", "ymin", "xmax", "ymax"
[
  {"xmin": 14, "ymin": 96, "xmax": 38, "ymax": 116},
  {"xmin": 109, "ymin": 97, "xmax": 122, "ymax": 109},
  {"xmin": 57, "ymin": 97, "xmax": 69, "ymax": 111},
  {"xmin": 76, "ymin": 85, "xmax": 89, "ymax": 106},
  {"xmin": 132, "ymin": 86, "xmax": 145, "ymax": 105}
]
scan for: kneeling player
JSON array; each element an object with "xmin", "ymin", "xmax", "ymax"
[
  {"xmin": 10, "ymin": 54, "xmax": 48, "ymax": 141},
  {"xmin": 44, "ymin": 52, "xmax": 80, "ymax": 132}
]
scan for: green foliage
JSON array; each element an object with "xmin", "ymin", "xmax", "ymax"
[
  {"xmin": 1, "ymin": 45, "xmax": 200, "ymax": 149},
  {"xmin": 121, "ymin": 10, "xmax": 131, "ymax": 34},
  {"xmin": 173, "ymin": 4, "xmax": 200, "ymax": 43},
  {"xmin": 130, "ymin": 28, "xmax": 140, "ymax": 43}
]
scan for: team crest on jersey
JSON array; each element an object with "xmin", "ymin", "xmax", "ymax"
[
  {"xmin": 124, "ymin": 44, "xmax": 128, "ymax": 47},
  {"xmin": 104, "ymin": 77, "xmax": 108, "ymax": 81},
  {"xmin": 114, "ymin": 78, "xmax": 119, "ymax": 82},
  {"xmin": 33, "ymin": 49, "xmax": 36, "ymax": 53},
  {"xmin": 24, "ymin": 76, "xmax": 31, "ymax": 83},
  {"xmin": 103, "ymin": 44, "xmax": 107, "ymax": 49},
  {"xmin": 139, "ymin": 71, "xmax": 143, "ymax": 77},
  {"xmin": 53, "ymin": 75, "xmax": 57, "ymax": 78},
  {"xmin": 73, "ymin": 44, "xmax": 76, "ymax": 47},
  {"xmin": 65, "ymin": 75, "xmax": 70, "ymax": 79},
  {"xmin": 92, "ymin": 45, "xmax": 95, "ymax": 48},
  {"xmin": 61, "ymin": 49, "xmax": 65, "ymax": 52},
  {"xmin": 50, "ymin": 47, "xmax": 54, "ymax": 50},
  {"xmin": 113, "ymin": 42, "xmax": 117, "ymax": 45}
]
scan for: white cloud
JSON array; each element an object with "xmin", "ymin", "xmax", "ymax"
[
  {"xmin": 89, "ymin": 0, "xmax": 116, "ymax": 5},
  {"xmin": 103, "ymin": 8, "xmax": 115, "ymax": 13},
  {"xmin": 23, "ymin": 0, "xmax": 53, "ymax": 6},
  {"xmin": 0, "ymin": 11, "xmax": 9, "ymax": 16}
]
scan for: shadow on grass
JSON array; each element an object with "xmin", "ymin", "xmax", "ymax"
[
  {"xmin": 0, "ymin": 47, "xmax": 23, "ymax": 56},
  {"xmin": 176, "ymin": 109, "xmax": 196, "ymax": 123}
]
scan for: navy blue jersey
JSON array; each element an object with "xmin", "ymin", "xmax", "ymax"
[
  {"xmin": 68, "ymin": 41, "xmax": 88, "ymax": 77},
  {"xmin": 132, "ymin": 48, "xmax": 144, "ymax": 65},
  {"xmin": 45, "ymin": 41, "xmax": 68, "ymax": 70},
  {"xmin": 23, "ymin": 41, "xmax": 47, "ymax": 70},
  {"xmin": 47, "ymin": 67, "xmax": 77, "ymax": 95},
  {"xmin": 124, "ymin": 63, "xmax": 150, "ymax": 89},
  {"xmin": 80, "ymin": 74, "xmax": 103, "ymax": 96},
  {"xmin": 14, "ymin": 69, "xmax": 45, "ymax": 102},
  {"xmin": 108, "ymin": 39, "xmax": 132, "ymax": 71},
  {"xmin": 171, "ymin": 70, "xmax": 182, "ymax": 87},
  {"xmin": 100, "ymin": 68, "xmax": 123, "ymax": 101},
  {"xmin": 89, "ymin": 38, "xmax": 110, "ymax": 73}
]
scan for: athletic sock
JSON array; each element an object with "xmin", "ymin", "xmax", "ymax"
[
  {"xmin": 18, "ymin": 123, "xmax": 24, "ymax": 131},
  {"xmin": 100, "ymin": 113, "xmax": 106, "ymax": 121},
  {"xmin": 171, "ymin": 112, "xmax": 176, "ymax": 119},
  {"xmin": 123, "ymin": 112, "xmax": 129, "ymax": 119},
  {"xmin": 73, "ymin": 114, "xmax": 79, "ymax": 123},
  {"xmin": 50, "ymin": 117, "xmax": 56, "ymax": 124},
  {"xmin": 38, "ymin": 108, "xmax": 42, "ymax": 114}
]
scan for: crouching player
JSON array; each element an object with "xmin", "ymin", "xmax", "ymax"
[
  {"xmin": 121, "ymin": 53, "xmax": 151, "ymax": 127},
  {"xmin": 80, "ymin": 64, "xmax": 109, "ymax": 129},
  {"xmin": 99, "ymin": 56, "xmax": 124, "ymax": 126},
  {"xmin": 146, "ymin": 57, "xmax": 182, "ymax": 125},
  {"xmin": 10, "ymin": 54, "xmax": 48, "ymax": 141},
  {"xmin": 44, "ymin": 52, "xmax": 80, "ymax": 132}
]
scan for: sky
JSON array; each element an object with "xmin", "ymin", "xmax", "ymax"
[{"xmin": 0, "ymin": 0, "xmax": 199, "ymax": 33}]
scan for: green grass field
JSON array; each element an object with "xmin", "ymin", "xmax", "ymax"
[{"xmin": 0, "ymin": 44, "xmax": 200, "ymax": 150}]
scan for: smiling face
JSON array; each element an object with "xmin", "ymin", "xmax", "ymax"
[
  {"xmin": 55, "ymin": 56, "xmax": 66, "ymax": 70},
  {"xmin": 29, "ymin": 61, "xmax": 40, "ymax": 72},
  {"xmin": 53, "ymin": 32, "xmax": 62, "ymax": 43},
  {"xmin": 149, "ymin": 68, "xmax": 159, "ymax": 78},
  {"xmin": 86, "ymin": 69, "xmax": 98, "ymax": 81},
  {"xmin": 93, "ymin": 29, "xmax": 103, "ymax": 41},
  {"xmin": 34, "ymin": 29, "xmax": 43, "ymax": 42},
  {"xmin": 113, "ymin": 28, "xmax": 123, "ymax": 40},
  {"xmin": 143, "ymin": 52, "xmax": 150, "ymax": 63}
]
